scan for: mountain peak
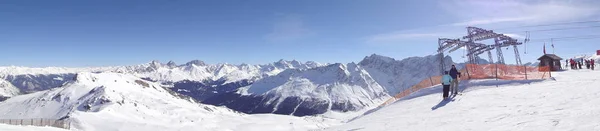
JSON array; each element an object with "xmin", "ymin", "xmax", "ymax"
[
  {"xmin": 150, "ymin": 60, "xmax": 161, "ymax": 64},
  {"xmin": 360, "ymin": 54, "xmax": 396, "ymax": 65},
  {"xmin": 167, "ymin": 61, "xmax": 177, "ymax": 67},
  {"xmin": 185, "ymin": 60, "xmax": 206, "ymax": 66}
]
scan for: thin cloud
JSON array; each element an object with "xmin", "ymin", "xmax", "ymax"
[
  {"xmin": 445, "ymin": 0, "xmax": 600, "ymax": 26},
  {"xmin": 367, "ymin": 32, "xmax": 445, "ymax": 44},
  {"xmin": 365, "ymin": 25, "xmax": 467, "ymax": 44},
  {"xmin": 504, "ymin": 33, "xmax": 525, "ymax": 39},
  {"xmin": 264, "ymin": 14, "xmax": 312, "ymax": 42},
  {"xmin": 452, "ymin": 17, "xmax": 533, "ymax": 26}
]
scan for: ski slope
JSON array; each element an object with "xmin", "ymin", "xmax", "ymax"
[{"xmin": 329, "ymin": 70, "xmax": 600, "ymax": 131}]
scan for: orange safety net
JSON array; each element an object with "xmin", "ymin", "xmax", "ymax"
[
  {"xmin": 378, "ymin": 64, "xmax": 551, "ymax": 107},
  {"xmin": 464, "ymin": 64, "xmax": 551, "ymax": 80}
]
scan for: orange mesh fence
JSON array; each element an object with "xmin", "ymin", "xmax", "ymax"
[
  {"xmin": 378, "ymin": 64, "xmax": 551, "ymax": 107},
  {"xmin": 464, "ymin": 64, "xmax": 551, "ymax": 80}
]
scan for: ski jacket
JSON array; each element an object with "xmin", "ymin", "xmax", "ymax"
[
  {"xmin": 442, "ymin": 74, "xmax": 453, "ymax": 85},
  {"xmin": 449, "ymin": 68, "xmax": 459, "ymax": 79}
]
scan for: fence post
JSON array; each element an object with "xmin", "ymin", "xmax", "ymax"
[
  {"xmin": 549, "ymin": 67, "xmax": 552, "ymax": 78},
  {"xmin": 524, "ymin": 65, "xmax": 528, "ymax": 80},
  {"xmin": 429, "ymin": 77, "xmax": 434, "ymax": 86},
  {"xmin": 465, "ymin": 64, "xmax": 471, "ymax": 79},
  {"xmin": 495, "ymin": 64, "xmax": 499, "ymax": 81}
]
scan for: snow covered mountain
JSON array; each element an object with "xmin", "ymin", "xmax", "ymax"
[
  {"xmin": 2, "ymin": 74, "xmax": 76, "ymax": 94},
  {"xmin": 524, "ymin": 62, "xmax": 540, "ymax": 66},
  {"xmin": 0, "ymin": 72, "xmax": 329, "ymax": 130},
  {"xmin": 358, "ymin": 54, "xmax": 455, "ymax": 95},
  {"xmin": 0, "ymin": 54, "xmax": 458, "ymax": 119},
  {"xmin": 0, "ymin": 60, "xmax": 322, "ymax": 100},
  {"xmin": 0, "ymin": 66, "xmax": 115, "ymax": 97},
  {"xmin": 0, "ymin": 79, "xmax": 19, "ymax": 100},
  {"xmin": 115, "ymin": 59, "xmax": 323, "ymax": 83},
  {"xmin": 203, "ymin": 63, "xmax": 390, "ymax": 117}
]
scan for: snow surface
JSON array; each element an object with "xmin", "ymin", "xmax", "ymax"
[
  {"xmin": 0, "ymin": 124, "xmax": 68, "ymax": 131},
  {"xmin": 0, "ymin": 72, "xmax": 335, "ymax": 131},
  {"xmin": 0, "ymin": 79, "xmax": 20, "ymax": 97},
  {"xmin": 329, "ymin": 70, "xmax": 600, "ymax": 130}
]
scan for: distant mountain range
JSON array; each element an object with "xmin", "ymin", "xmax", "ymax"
[{"xmin": 0, "ymin": 54, "xmax": 463, "ymax": 118}]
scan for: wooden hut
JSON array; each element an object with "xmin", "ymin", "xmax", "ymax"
[{"xmin": 537, "ymin": 54, "xmax": 563, "ymax": 71}]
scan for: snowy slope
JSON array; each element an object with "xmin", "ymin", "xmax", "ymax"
[
  {"xmin": 0, "ymin": 124, "xmax": 68, "ymax": 131},
  {"xmin": 204, "ymin": 63, "xmax": 390, "ymax": 118},
  {"xmin": 0, "ymin": 72, "xmax": 331, "ymax": 131},
  {"xmin": 329, "ymin": 70, "xmax": 600, "ymax": 130},
  {"xmin": 358, "ymin": 54, "xmax": 455, "ymax": 95},
  {"xmin": 0, "ymin": 79, "xmax": 19, "ymax": 99}
]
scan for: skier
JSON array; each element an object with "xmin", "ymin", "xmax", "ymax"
[
  {"xmin": 449, "ymin": 65, "xmax": 461, "ymax": 95},
  {"xmin": 441, "ymin": 71, "xmax": 453, "ymax": 99}
]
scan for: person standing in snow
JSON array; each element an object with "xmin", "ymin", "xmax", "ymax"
[
  {"xmin": 441, "ymin": 71, "xmax": 453, "ymax": 99},
  {"xmin": 591, "ymin": 59, "xmax": 595, "ymax": 70},
  {"xmin": 570, "ymin": 59, "xmax": 574, "ymax": 69},
  {"xmin": 449, "ymin": 65, "xmax": 460, "ymax": 95},
  {"xmin": 586, "ymin": 60, "xmax": 590, "ymax": 69}
]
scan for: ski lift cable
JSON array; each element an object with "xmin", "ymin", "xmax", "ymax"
[
  {"xmin": 500, "ymin": 25, "xmax": 600, "ymax": 34},
  {"xmin": 526, "ymin": 36, "xmax": 600, "ymax": 43},
  {"xmin": 527, "ymin": 35, "xmax": 600, "ymax": 43},
  {"xmin": 492, "ymin": 20, "xmax": 600, "ymax": 30}
]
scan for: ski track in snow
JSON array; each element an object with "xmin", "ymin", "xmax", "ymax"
[{"xmin": 330, "ymin": 70, "xmax": 600, "ymax": 131}]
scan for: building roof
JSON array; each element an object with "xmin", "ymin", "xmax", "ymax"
[{"xmin": 537, "ymin": 54, "xmax": 563, "ymax": 60}]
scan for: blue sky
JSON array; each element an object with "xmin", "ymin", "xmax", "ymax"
[{"xmin": 1, "ymin": 0, "xmax": 599, "ymax": 67}]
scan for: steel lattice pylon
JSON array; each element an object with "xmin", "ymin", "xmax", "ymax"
[{"xmin": 437, "ymin": 26, "xmax": 523, "ymax": 75}]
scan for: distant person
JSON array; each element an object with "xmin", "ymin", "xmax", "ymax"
[
  {"xmin": 570, "ymin": 59, "xmax": 576, "ymax": 70},
  {"xmin": 579, "ymin": 61, "xmax": 583, "ymax": 69},
  {"xmin": 441, "ymin": 71, "xmax": 453, "ymax": 99},
  {"xmin": 586, "ymin": 60, "xmax": 590, "ymax": 69},
  {"xmin": 591, "ymin": 59, "xmax": 595, "ymax": 70},
  {"xmin": 449, "ymin": 65, "xmax": 461, "ymax": 95}
]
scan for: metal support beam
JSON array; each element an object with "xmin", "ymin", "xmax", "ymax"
[
  {"xmin": 496, "ymin": 45, "xmax": 505, "ymax": 64},
  {"xmin": 487, "ymin": 50, "xmax": 494, "ymax": 64},
  {"xmin": 514, "ymin": 45, "xmax": 522, "ymax": 66}
]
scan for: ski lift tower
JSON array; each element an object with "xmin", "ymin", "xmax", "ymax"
[{"xmin": 437, "ymin": 27, "xmax": 524, "ymax": 75}]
